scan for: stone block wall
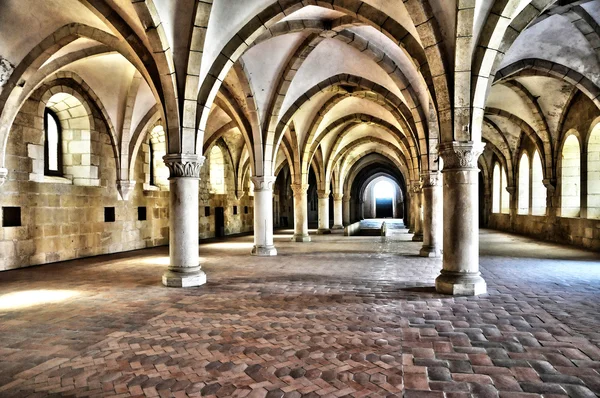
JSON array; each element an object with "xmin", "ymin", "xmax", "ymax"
[
  {"xmin": 489, "ymin": 214, "xmax": 600, "ymax": 251},
  {"xmin": 0, "ymin": 103, "xmax": 169, "ymax": 271}
]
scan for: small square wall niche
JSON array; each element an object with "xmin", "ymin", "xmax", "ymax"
[
  {"xmin": 104, "ymin": 207, "xmax": 116, "ymax": 223},
  {"xmin": 2, "ymin": 207, "xmax": 21, "ymax": 227}
]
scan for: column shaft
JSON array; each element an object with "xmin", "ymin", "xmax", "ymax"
[
  {"xmin": 420, "ymin": 172, "xmax": 442, "ymax": 257},
  {"xmin": 412, "ymin": 181, "xmax": 423, "ymax": 242},
  {"xmin": 332, "ymin": 193, "xmax": 344, "ymax": 229},
  {"xmin": 436, "ymin": 141, "xmax": 486, "ymax": 295},
  {"xmin": 252, "ymin": 176, "xmax": 277, "ymax": 256},
  {"xmin": 291, "ymin": 183, "xmax": 310, "ymax": 242},
  {"xmin": 317, "ymin": 190, "xmax": 331, "ymax": 234},
  {"xmin": 162, "ymin": 154, "xmax": 206, "ymax": 287},
  {"xmin": 342, "ymin": 197, "xmax": 351, "ymax": 226}
]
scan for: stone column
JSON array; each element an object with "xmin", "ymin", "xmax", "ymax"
[
  {"xmin": 162, "ymin": 154, "xmax": 206, "ymax": 287},
  {"xmin": 505, "ymin": 186, "xmax": 516, "ymax": 229},
  {"xmin": 407, "ymin": 191, "xmax": 415, "ymax": 233},
  {"xmin": 252, "ymin": 176, "xmax": 277, "ymax": 256},
  {"xmin": 436, "ymin": 141, "xmax": 486, "ymax": 296},
  {"xmin": 420, "ymin": 171, "xmax": 442, "ymax": 257},
  {"xmin": 411, "ymin": 181, "xmax": 423, "ymax": 242},
  {"xmin": 342, "ymin": 196, "xmax": 351, "ymax": 226},
  {"xmin": 332, "ymin": 193, "xmax": 344, "ymax": 229},
  {"xmin": 291, "ymin": 183, "xmax": 311, "ymax": 242},
  {"xmin": 543, "ymin": 179, "xmax": 557, "ymax": 218},
  {"xmin": 317, "ymin": 190, "xmax": 331, "ymax": 234}
]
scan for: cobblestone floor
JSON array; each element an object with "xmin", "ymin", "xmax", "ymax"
[{"xmin": 0, "ymin": 229, "xmax": 598, "ymax": 397}]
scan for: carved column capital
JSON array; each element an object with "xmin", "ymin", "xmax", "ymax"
[
  {"xmin": 290, "ymin": 183, "xmax": 309, "ymax": 196},
  {"xmin": 542, "ymin": 178, "xmax": 556, "ymax": 192},
  {"xmin": 163, "ymin": 154, "xmax": 204, "ymax": 179},
  {"xmin": 317, "ymin": 189, "xmax": 330, "ymax": 199},
  {"xmin": 0, "ymin": 168, "xmax": 7, "ymax": 187},
  {"xmin": 439, "ymin": 141, "xmax": 485, "ymax": 170},
  {"xmin": 420, "ymin": 171, "xmax": 441, "ymax": 187},
  {"xmin": 117, "ymin": 180, "xmax": 136, "ymax": 201},
  {"xmin": 252, "ymin": 176, "xmax": 277, "ymax": 192},
  {"xmin": 410, "ymin": 180, "xmax": 422, "ymax": 194},
  {"xmin": 505, "ymin": 186, "xmax": 516, "ymax": 195},
  {"xmin": 333, "ymin": 193, "xmax": 344, "ymax": 201}
]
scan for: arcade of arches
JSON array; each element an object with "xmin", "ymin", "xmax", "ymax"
[{"xmin": 1, "ymin": 1, "xmax": 600, "ymax": 397}]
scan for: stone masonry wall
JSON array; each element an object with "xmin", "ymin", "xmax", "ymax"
[{"xmin": 0, "ymin": 97, "xmax": 169, "ymax": 271}]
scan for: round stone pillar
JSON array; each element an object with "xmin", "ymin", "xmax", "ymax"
[
  {"xmin": 251, "ymin": 176, "xmax": 277, "ymax": 256},
  {"xmin": 436, "ymin": 141, "xmax": 486, "ymax": 296},
  {"xmin": 291, "ymin": 183, "xmax": 311, "ymax": 242},
  {"xmin": 317, "ymin": 190, "xmax": 331, "ymax": 234},
  {"xmin": 420, "ymin": 172, "xmax": 442, "ymax": 258},
  {"xmin": 411, "ymin": 181, "xmax": 423, "ymax": 242},
  {"xmin": 342, "ymin": 196, "xmax": 351, "ymax": 226},
  {"xmin": 162, "ymin": 154, "xmax": 206, "ymax": 287},
  {"xmin": 332, "ymin": 193, "xmax": 344, "ymax": 229}
]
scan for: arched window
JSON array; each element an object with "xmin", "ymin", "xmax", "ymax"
[
  {"xmin": 588, "ymin": 124, "xmax": 600, "ymax": 219},
  {"xmin": 531, "ymin": 150, "xmax": 546, "ymax": 216},
  {"xmin": 518, "ymin": 153, "xmax": 530, "ymax": 215},
  {"xmin": 561, "ymin": 134, "xmax": 581, "ymax": 217},
  {"xmin": 501, "ymin": 167, "xmax": 509, "ymax": 214},
  {"xmin": 149, "ymin": 141, "xmax": 155, "ymax": 186},
  {"xmin": 209, "ymin": 145, "xmax": 226, "ymax": 194},
  {"xmin": 492, "ymin": 163, "xmax": 500, "ymax": 213},
  {"xmin": 44, "ymin": 109, "xmax": 62, "ymax": 176}
]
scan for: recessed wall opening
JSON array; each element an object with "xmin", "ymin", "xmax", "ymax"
[
  {"xmin": 104, "ymin": 207, "xmax": 115, "ymax": 223},
  {"xmin": 2, "ymin": 207, "xmax": 21, "ymax": 227},
  {"xmin": 373, "ymin": 180, "xmax": 395, "ymax": 218}
]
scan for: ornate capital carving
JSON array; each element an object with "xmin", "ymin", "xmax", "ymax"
[
  {"xmin": 420, "ymin": 172, "xmax": 441, "ymax": 187},
  {"xmin": 333, "ymin": 193, "xmax": 344, "ymax": 201},
  {"xmin": 505, "ymin": 186, "xmax": 516, "ymax": 195},
  {"xmin": 411, "ymin": 180, "xmax": 422, "ymax": 193},
  {"xmin": 317, "ymin": 189, "xmax": 330, "ymax": 200},
  {"xmin": 0, "ymin": 168, "xmax": 7, "ymax": 187},
  {"xmin": 252, "ymin": 176, "xmax": 276, "ymax": 192},
  {"xmin": 163, "ymin": 154, "xmax": 204, "ymax": 179},
  {"xmin": 290, "ymin": 183, "xmax": 309, "ymax": 196},
  {"xmin": 439, "ymin": 141, "xmax": 485, "ymax": 170}
]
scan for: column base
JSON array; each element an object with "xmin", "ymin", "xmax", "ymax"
[
  {"xmin": 292, "ymin": 234, "xmax": 311, "ymax": 242},
  {"xmin": 408, "ymin": 228, "xmax": 414, "ymax": 233},
  {"xmin": 435, "ymin": 271, "xmax": 487, "ymax": 296},
  {"xmin": 162, "ymin": 269, "xmax": 207, "ymax": 288},
  {"xmin": 412, "ymin": 233, "xmax": 423, "ymax": 242},
  {"xmin": 252, "ymin": 245, "xmax": 277, "ymax": 256},
  {"xmin": 419, "ymin": 246, "xmax": 442, "ymax": 258},
  {"xmin": 316, "ymin": 228, "xmax": 331, "ymax": 235},
  {"xmin": 331, "ymin": 225, "xmax": 344, "ymax": 230}
]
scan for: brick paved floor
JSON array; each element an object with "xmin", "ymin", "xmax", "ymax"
[{"xmin": 0, "ymin": 229, "xmax": 598, "ymax": 397}]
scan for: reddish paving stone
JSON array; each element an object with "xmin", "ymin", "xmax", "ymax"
[{"xmin": 0, "ymin": 230, "xmax": 598, "ymax": 397}]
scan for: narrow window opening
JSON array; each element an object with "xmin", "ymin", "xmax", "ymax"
[
  {"xmin": 149, "ymin": 141, "xmax": 155, "ymax": 186},
  {"xmin": 244, "ymin": 206, "xmax": 249, "ymax": 214},
  {"xmin": 233, "ymin": 206, "xmax": 238, "ymax": 215},
  {"xmin": 44, "ymin": 109, "xmax": 62, "ymax": 176},
  {"xmin": 204, "ymin": 206, "xmax": 210, "ymax": 217}
]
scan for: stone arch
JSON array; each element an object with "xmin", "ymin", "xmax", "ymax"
[
  {"xmin": 0, "ymin": 23, "xmax": 163, "ymax": 168},
  {"xmin": 471, "ymin": 0, "xmax": 556, "ymax": 138},
  {"xmin": 146, "ymin": 123, "xmax": 170, "ymax": 190},
  {"xmin": 18, "ymin": 75, "xmax": 118, "ymax": 185},
  {"xmin": 192, "ymin": 0, "xmax": 448, "ymax": 158}
]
